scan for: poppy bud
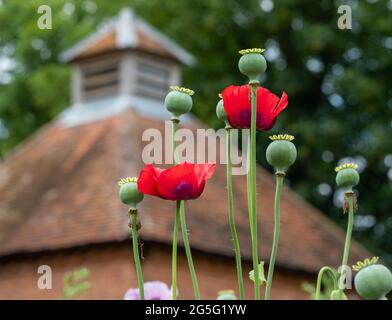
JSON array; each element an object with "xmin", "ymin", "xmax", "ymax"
[
  {"xmin": 164, "ymin": 86, "xmax": 194, "ymax": 120},
  {"xmin": 335, "ymin": 163, "xmax": 360, "ymax": 190},
  {"xmin": 216, "ymin": 290, "xmax": 237, "ymax": 300},
  {"xmin": 238, "ymin": 48, "xmax": 267, "ymax": 83},
  {"xmin": 216, "ymin": 98, "xmax": 229, "ymax": 126},
  {"xmin": 266, "ymin": 134, "xmax": 297, "ymax": 173},
  {"xmin": 353, "ymin": 257, "xmax": 392, "ymax": 300},
  {"xmin": 118, "ymin": 177, "xmax": 144, "ymax": 210},
  {"xmin": 330, "ymin": 290, "xmax": 348, "ymax": 300}
]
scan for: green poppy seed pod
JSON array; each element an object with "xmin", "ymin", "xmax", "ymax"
[
  {"xmin": 118, "ymin": 178, "xmax": 144, "ymax": 210},
  {"xmin": 216, "ymin": 99, "xmax": 229, "ymax": 125},
  {"xmin": 266, "ymin": 134, "xmax": 297, "ymax": 173},
  {"xmin": 238, "ymin": 48, "xmax": 267, "ymax": 82},
  {"xmin": 164, "ymin": 86, "xmax": 194, "ymax": 120},
  {"xmin": 216, "ymin": 290, "xmax": 237, "ymax": 300},
  {"xmin": 330, "ymin": 290, "xmax": 348, "ymax": 300},
  {"xmin": 354, "ymin": 264, "xmax": 392, "ymax": 300},
  {"xmin": 335, "ymin": 163, "xmax": 360, "ymax": 190}
]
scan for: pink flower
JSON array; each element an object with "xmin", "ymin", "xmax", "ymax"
[{"xmin": 124, "ymin": 281, "xmax": 174, "ymax": 300}]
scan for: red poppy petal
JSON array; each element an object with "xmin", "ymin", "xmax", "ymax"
[
  {"xmin": 256, "ymin": 86, "xmax": 279, "ymax": 114},
  {"xmin": 157, "ymin": 163, "xmax": 199, "ymax": 200},
  {"xmin": 272, "ymin": 91, "xmax": 288, "ymax": 116},
  {"xmin": 256, "ymin": 111, "xmax": 275, "ymax": 130},
  {"xmin": 260, "ymin": 116, "xmax": 277, "ymax": 131},
  {"xmin": 222, "ymin": 85, "xmax": 251, "ymax": 129},
  {"xmin": 193, "ymin": 181, "xmax": 207, "ymax": 199},
  {"xmin": 137, "ymin": 164, "xmax": 163, "ymax": 197},
  {"xmin": 255, "ymin": 87, "xmax": 288, "ymax": 131},
  {"xmin": 237, "ymin": 85, "xmax": 252, "ymax": 106},
  {"xmin": 194, "ymin": 163, "xmax": 216, "ymax": 185},
  {"xmin": 221, "ymin": 86, "xmax": 238, "ymax": 124},
  {"xmin": 192, "ymin": 163, "xmax": 216, "ymax": 198}
]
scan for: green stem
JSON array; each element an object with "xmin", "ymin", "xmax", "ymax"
[
  {"xmin": 246, "ymin": 131, "xmax": 252, "ymax": 230},
  {"xmin": 179, "ymin": 200, "xmax": 200, "ymax": 299},
  {"xmin": 339, "ymin": 192, "xmax": 354, "ymax": 294},
  {"xmin": 172, "ymin": 119, "xmax": 179, "ymax": 164},
  {"xmin": 315, "ymin": 266, "xmax": 338, "ymax": 300},
  {"xmin": 265, "ymin": 173, "xmax": 284, "ymax": 300},
  {"xmin": 226, "ymin": 128, "xmax": 245, "ymax": 300},
  {"xmin": 171, "ymin": 202, "xmax": 180, "ymax": 299},
  {"xmin": 130, "ymin": 210, "xmax": 144, "ymax": 299},
  {"xmin": 249, "ymin": 83, "xmax": 260, "ymax": 300},
  {"xmin": 171, "ymin": 118, "xmax": 180, "ymax": 299}
]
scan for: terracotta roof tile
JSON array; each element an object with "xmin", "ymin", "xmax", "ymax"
[
  {"xmin": 0, "ymin": 108, "xmax": 370, "ymax": 273},
  {"xmin": 73, "ymin": 28, "xmax": 178, "ymax": 62},
  {"xmin": 77, "ymin": 31, "xmax": 117, "ymax": 60},
  {"xmin": 134, "ymin": 26, "xmax": 178, "ymax": 61}
]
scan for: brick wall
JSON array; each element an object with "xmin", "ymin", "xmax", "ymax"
[{"xmin": 0, "ymin": 242, "xmax": 312, "ymax": 300}]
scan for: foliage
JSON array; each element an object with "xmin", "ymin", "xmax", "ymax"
[
  {"xmin": 63, "ymin": 267, "xmax": 91, "ymax": 299},
  {"xmin": 0, "ymin": 0, "xmax": 391, "ymax": 262},
  {"xmin": 301, "ymin": 277, "xmax": 335, "ymax": 301}
]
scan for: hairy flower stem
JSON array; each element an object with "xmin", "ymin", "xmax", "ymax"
[
  {"xmin": 130, "ymin": 210, "xmax": 144, "ymax": 299},
  {"xmin": 171, "ymin": 118, "xmax": 180, "ymax": 299},
  {"xmin": 315, "ymin": 266, "xmax": 338, "ymax": 300},
  {"xmin": 265, "ymin": 173, "xmax": 284, "ymax": 300},
  {"xmin": 226, "ymin": 127, "xmax": 245, "ymax": 300},
  {"xmin": 339, "ymin": 192, "xmax": 354, "ymax": 296},
  {"xmin": 249, "ymin": 82, "xmax": 260, "ymax": 300},
  {"xmin": 179, "ymin": 200, "xmax": 201, "ymax": 299}
]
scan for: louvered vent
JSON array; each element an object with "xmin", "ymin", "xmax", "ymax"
[
  {"xmin": 135, "ymin": 58, "xmax": 171, "ymax": 101},
  {"xmin": 81, "ymin": 59, "xmax": 119, "ymax": 100}
]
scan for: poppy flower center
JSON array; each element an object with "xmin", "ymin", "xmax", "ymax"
[
  {"xmin": 175, "ymin": 182, "xmax": 193, "ymax": 199},
  {"xmin": 239, "ymin": 109, "xmax": 252, "ymax": 127}
]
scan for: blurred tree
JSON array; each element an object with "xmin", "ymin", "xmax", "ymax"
[{"xmin": 0, "ymin": 0, "xmax": 391, "ymax": 263}]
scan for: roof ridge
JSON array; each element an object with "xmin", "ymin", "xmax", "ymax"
[{"xmin": 60, "ymin": 7, "xmax": 195, "ymax": 65}]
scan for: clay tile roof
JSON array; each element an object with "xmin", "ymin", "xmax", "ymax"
[
  {"xmin": 60, "ymin": 8, "xmax": 195, "ymax": 65},
  {"xmin": 0, "ymin": 108, "xmax": 370, "ymax": 273},
  {"xmin": 134, "ymin": 26, "xmax": 177, "ymax": 61},
  {"xmin": 76, "ymin": 31, "xmax": 117, "ymax": 59}
]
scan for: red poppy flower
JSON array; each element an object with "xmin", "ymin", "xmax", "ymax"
[
  {"xmin": 221, "ymin": 85, "xmax": 288, "ymax": 131},
  {"xmin": 137, "ymin": 163, "xmax": 216, "ymax": 201}
]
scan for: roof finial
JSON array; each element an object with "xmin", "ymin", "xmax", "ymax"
[{"xmin": 116, "ymin": 7, "xmax": 136, "ymax": 48}]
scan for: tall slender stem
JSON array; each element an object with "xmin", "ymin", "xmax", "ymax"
[
  {"xmin": 339, "ymin": 192, "xmax": 354, "ymax": 294},
  {"xmin": 171, "ymin": 118, "xmax": 180, "ymax": 299},
  {"xmin": 226, "ymin": 128, "xmax": 245, "ymax": 300},
  {"xmin": 130, "ymin": 210, "xmax": 144, "ymax": 299},
  {"xmin": 246, "ymin": 130, "xmax": 251, "ymax": 228},
  {"xmin": 179, "ymin": 200, "xmax": 200, "ymax": 299},
  {"xmin": 172, "ymin": 119, "xmax": 179, "ymax": 164},
  {"xmin": 248, "ymin": 83, "xmax": 260, "ymax": 299},
  {"xmin": 171, "ymin": 202, "xmax": 180, "ymax": 299},
  {"xmin": 265, "ymin": 173, "xmax": 284, "ymax": 300}
]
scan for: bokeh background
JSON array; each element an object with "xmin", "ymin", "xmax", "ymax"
[{"xmin": 0, "ymin": 0, "xmax": 391, "ymax": 289}]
